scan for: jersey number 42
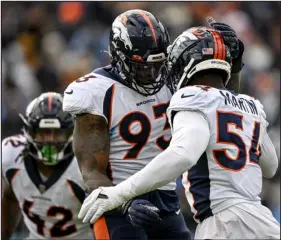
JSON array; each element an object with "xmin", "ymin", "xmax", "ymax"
[{"xmin": 23, "ymin": 200, "xmax": 76, "ymax": 238}]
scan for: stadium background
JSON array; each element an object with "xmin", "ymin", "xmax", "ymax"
[{"xmin": 2, "ymin": 1, "xmax": 280, "ymax": 238}]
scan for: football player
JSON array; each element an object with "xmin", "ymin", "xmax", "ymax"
[
  {"xmin": 78, "ymin": 27, "xmax": 280, "ymax": 239},
  {"xmin": 63, "ymin": 9, "xmax": 192, "ymax": 239},
  {"xmin": 2, "ymin": 92, "xmax": 93, "ymax": 240}
]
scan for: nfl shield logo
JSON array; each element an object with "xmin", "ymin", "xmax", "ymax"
[
  {"xmin": 39, "ymin": 184, "xmax": 46, "ymax": 193},
  {"xmin": 202, "ymin": 48, "xmax": 214, "ymax": 55}
]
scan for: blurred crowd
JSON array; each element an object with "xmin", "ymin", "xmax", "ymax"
[{"xmin": 2, "ymin": 1, "xmax": 280, "ymax": 237}]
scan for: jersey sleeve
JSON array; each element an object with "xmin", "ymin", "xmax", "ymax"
[
  {"xmin": 259, "ymin": 132, "xmax": 279, "ymax": 178},
  {"xmin": 63, "ymin": 73, "xmax": 114, "ymax": 123},
  {"xmin": 255, "ymin": 99, "xmax": 269, "ymax": 128},
  {"xmin": 167, "ymin": 86, "xmax": 208, "ymax": 129},
  {"xmin": 2, "ymin": 135, "xmax": 26, "ymax": 184},
  {"xmin": 114, "ymin": 110, "xmax": 210, "ymax": 199}
]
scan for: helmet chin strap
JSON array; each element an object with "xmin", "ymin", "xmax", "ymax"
[
  {"xmin": 177, "ymin": 58, "xmax": 195, "ymax": 90},
  {"xmin": 116, "ymin": 59, "xmax": 163, "ymax": 96},
  {"xmin": 23, "ymin": 128, "xmax": 73, "ymax": 166},
  {"xmin": 132, "ymin": 81, "xmax": 152, "ymax": 95}
]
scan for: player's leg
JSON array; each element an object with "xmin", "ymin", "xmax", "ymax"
[
  {"xmin": 93, "ymin": 212, "xmax": 147, "ymax": 240},
  {"xmin": 225, "ymin": 203, "xmax": 280, "ymax": 239},
  {"xmin": 194, "ymin": 213, "xmax": 227, "ymax": 239},
  {"xmin": 195, "ymin": 203, "xmax": 280, "ymax": 239},
  {"xmin": 145, "ymin": 212, "xmax": 192, "ymax": 240}
]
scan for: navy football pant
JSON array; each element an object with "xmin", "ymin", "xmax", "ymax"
[{"xmin": 92, "ymin": 211, "xmax": 192, "ymax": 240}]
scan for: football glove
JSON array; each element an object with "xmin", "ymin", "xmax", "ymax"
[
  {"xmin": 78, "ymin": 186, "xmax": 125, "ymax": 224},
  {"xmin": 207, "ymin": 16, "xmax": 244, "ymax": 73},
  {"xmin": 126, "ymin": 199, "xmax": 163, "ymax": 229}
]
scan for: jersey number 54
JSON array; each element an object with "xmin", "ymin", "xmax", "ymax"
[{"xmin": 213, "ymin": 111, "xmax": 261, "ymax": 171}]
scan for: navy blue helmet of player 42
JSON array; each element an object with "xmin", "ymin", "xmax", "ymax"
[{"xmin": 19, "ymin": 92, "xmax": 74, "ymax": 165}]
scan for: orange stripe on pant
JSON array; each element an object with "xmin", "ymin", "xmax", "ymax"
[{"xmin": 93, "ymin": 217, "xmax": 110, "ymax": 240}]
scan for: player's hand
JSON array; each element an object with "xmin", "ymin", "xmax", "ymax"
[
  {"xmin": 126, "ymin": 199, "xmax": 163, "ymax": 228},
  {"xmin": 206, "ymin": 16, "xmax": 244, "ymax": 73},
  {"xmin": 78, "ymin": 186, "xmax": 125, "ymax": 224}
]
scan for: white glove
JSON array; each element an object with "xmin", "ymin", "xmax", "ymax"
[{"xmin": 78, "ymin": 186, "xmax": 125, "ymax": 224}]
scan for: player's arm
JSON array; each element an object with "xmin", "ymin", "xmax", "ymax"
[
  {"xmin": 259, "ymin": 132, "xmax": 279, "ymax": 179},
  {"xmin": 1, "ymin": 176, "xmax": 22, "ymax": 240},
  {"xmin": 115, "ymin": 110, "xmax": 210, "ymax": 198},
  {"xmin": 78, "ymin": 110, "xmax": 210, "ymax": 223},
  {"xmin": 73, "ymin": 113, "xmax": 113, "ymax": 193}
]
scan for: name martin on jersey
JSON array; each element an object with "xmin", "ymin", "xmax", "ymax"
[{"xmin": 220, "ymin": 91, "xmax": 258, "ymax": 115}]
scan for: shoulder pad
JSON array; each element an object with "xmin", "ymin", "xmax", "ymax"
[
  {"xmin": 2, "ymin": 135, "xmax": 26, "ymax": 181},
  {"xmin": 167, "ymin": 86, "xmax": 210, "ymax": 130},
  {"xmin": 168, "ymin": 85, "xmax": 209, "ymax": 114},
  {"xmin": 63, "ymin": 73, "xmax": 115, "ymax": 121}
]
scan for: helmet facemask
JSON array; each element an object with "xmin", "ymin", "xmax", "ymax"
[
  {"xmin": 19, "ymin": 92, "xmax": 74, "ymax": 166},
  {"xmin": 109, "ymin": 10, "xmax": 170, "ymax": 96},
  {"xmin": 22, "ymin": 125, "xmax": 73, "ymax": 166},
  {"xmin": 113, "ymin": 49, "xmax": 167, "ymax": 96}
]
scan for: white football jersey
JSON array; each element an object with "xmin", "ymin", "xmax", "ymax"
[
  {"xmin": 63, "ymin": 68, "xmax": 175, "ymax": 190},
  {"xmin": 2, "ymin": 134, "xmax": 93, "ymax": 239},
  {"xmin": 167, "ymin": 85, "xmax": 268, "ymax": 223}
]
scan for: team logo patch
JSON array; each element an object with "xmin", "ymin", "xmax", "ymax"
[{"xmin": 39, "ymin": 184, "xmax": 46, "ymax": 193}]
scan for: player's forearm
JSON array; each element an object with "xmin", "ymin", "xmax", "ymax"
[
  {"xmin": 115, "ymin": 111, "xmax": 210, "ymax": 200},
  {"xmin": 73, "ymin": 114, "xmax": 112, "ymax": 192},
  {"xmin": 1, "ymin": 196, "xmax": 21, "ymax": 240},
  {"xmin": 81, "ymin": 170, "xmax": 113, "ymax": 193},
  {"xmin": 259, "ymin": 132, "xmax": 279, "ymax": 178},
  {"xmin": 116, "ymin": 147, "xmax": 192, "ymax": 200}
]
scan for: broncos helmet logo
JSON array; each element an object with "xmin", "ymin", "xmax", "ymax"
[{"xmin": 112, "ymin": 15, "xmax": 133, "ymax": 50}]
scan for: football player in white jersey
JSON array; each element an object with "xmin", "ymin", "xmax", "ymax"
[
  {"xmin": 2, "ymin": 92, "xmax": 93, "ymax": 240},
  {"xmin": 78, "ymin": 27, "xmax": 280, "ymax": 239},
  {"xmin": 63, "ymin": 9, "xmax": 192, "ymax": 239}
]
